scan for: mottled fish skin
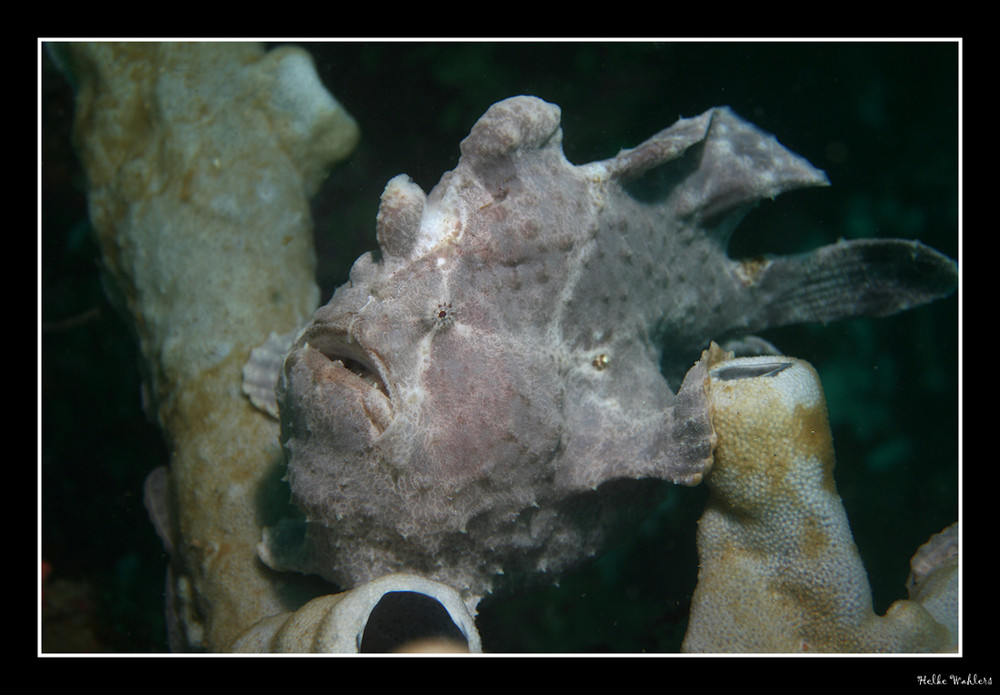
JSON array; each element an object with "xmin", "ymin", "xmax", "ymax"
[{"xmin": 268, "ymin": 96, "xmax": 957, "ymax": 601}]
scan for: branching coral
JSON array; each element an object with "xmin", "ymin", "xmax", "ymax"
[{"xmin": 53, "ymin": 41, "xmax": 359, "ymax": 650}]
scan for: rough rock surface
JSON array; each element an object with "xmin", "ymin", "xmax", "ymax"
[{"xmin": 57, "ymin": 41, "xmax": 359, "ymax": 650}]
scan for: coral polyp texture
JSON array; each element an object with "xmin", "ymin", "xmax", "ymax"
[
  {"xmin": 264, "ymin": 95, "xmax": 957, "ymax": 608},
  {"xmin": 683, "ymin": 353, "xmax": 957, "ymax": 652}
]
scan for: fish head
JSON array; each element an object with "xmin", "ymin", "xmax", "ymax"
[{"xmin": 276, "ymin": 98, "xmax": 598, "ymax": 595}]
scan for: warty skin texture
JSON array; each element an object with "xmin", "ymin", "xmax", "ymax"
[{"xmin": 269, "ymin": 96, "xmax": 957, "ymax": 606}]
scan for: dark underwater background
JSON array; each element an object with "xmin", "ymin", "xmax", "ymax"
[{"xmin": 41, "ymin": 41, "xmax": 958, "ymax": 653}]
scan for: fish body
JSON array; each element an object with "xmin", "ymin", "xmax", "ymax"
[{"xmin": 266, "ymin": 96, "xmax": 957, "ymax": 601}]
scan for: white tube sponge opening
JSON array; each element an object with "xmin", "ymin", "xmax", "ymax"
[{"xmin": 229, "ymin": 573, "xmax": 481, "ymax": 653}]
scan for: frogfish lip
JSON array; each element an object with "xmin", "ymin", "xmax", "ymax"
[{"xmin": 300, "ymin": 330, "xmax": 394, "ymax": 435}]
